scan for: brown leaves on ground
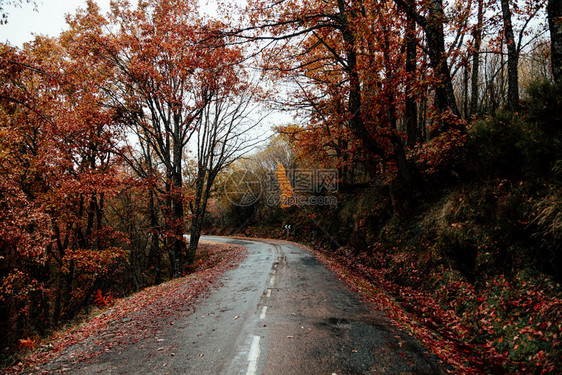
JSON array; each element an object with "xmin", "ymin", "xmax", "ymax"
[
  {"xmin": 300, "ymin": 243, "xmax": 561, "ymax": 374},
  {"xmin": 4, "ymin": 242, "xmax": 246, "ymax": 375}
]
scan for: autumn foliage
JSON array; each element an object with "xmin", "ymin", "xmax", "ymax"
[
  {"xmin": 0, "ymin": 0, "xmax": 254, "ymax": 366},
  {"xmin": 208, "ymin": 0, "xmax": 560, "ymax": 373},
  {"xmin": 1, "ymin": 0, "xmax": 560, "ymax": 373}
]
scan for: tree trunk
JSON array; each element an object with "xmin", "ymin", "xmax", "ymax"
[
  {"xmin": 187, "ymin": 167, "xmax": 217, "ymax": 264},
  {"xmin": 62, "ymin": 259, "xmax": 74, "ymax": 319},
  {"xmin": 405, "ymin": 9, "xmax": 418, "ymax": 148},
  {"xmin": 171, "ymin": 139, "xmax": 185, "ymax": 277},
  {"xmin": 148, "ymin": 188, "xmax": 162, "ymax": 284},
  {"xmin": 394, "ymin": 0, "xmax": 461, "ymax": 123},
  {"xmin": 187, "ymin": 170, "xmax": 206, "ymax": 265},
  {"xmin": 470, "ymin": 0, "xmax": 484, "ymax": 116},
  {"xmin": 501, "ymin": 0, "xmax": 520, "ymax": 110},
  {"xmin": 164, "ymin": 177, "xmax": 175, "ymax": 278},
  {"xmin": 463, "ymin": 63, "xmax": 469, "ymax": 118},
  {"xmin": 337, "ymin": 0, "xmax": 385, "ymax": 162},
  {"xmin": 549, "ymin": 0, "xmax": 562, "ymax": 84},
  {"xmin": 426, "ymin": 0, "xmax": 460, "ymax": 118}
]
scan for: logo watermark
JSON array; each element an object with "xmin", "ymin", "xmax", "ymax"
[
  {"xmin": 225, "ymin": 168, "xmax": 338, "ymax": 207},
  {"xmin": 224, "ymin": 170, "xmax": 262, "ymax": 206}
]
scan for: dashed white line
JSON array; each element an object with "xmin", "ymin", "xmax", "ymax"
[
  {"xmin": 246, "ymin": 335, "xmax": 261, "ymax": 375},
  {"xmin": 269, "ymin": 275, "xmax": 276, "ymax": 287},
  {"xmin": 260, "ymin": 306, "xmax": 267, "ymax": 319},
  {"xmin": 266, "ymin": 289, "xmax": 272, "ymax": 298}
]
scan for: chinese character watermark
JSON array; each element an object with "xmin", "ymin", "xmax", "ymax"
[{"xmin": 225, "ymin": 168, "xmax": 338, "ymax": 207}]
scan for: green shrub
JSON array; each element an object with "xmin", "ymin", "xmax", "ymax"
[
  {"xmin": 468, "ymin": 110, "xmax": 525, "ymax": 178},
  {"xmin": 525, "ymin": 79, "xmax": 562, "ymax": 139},
  {"xmin": 520, "ymin": 80, "xmax": 562, "ymax": 177},
  {"xmin": 468, "ymin": 81, "xmax": 562, "ymax": 180}
]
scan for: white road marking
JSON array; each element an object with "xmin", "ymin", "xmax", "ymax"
[
  {"xmin": 266, "ymin": 289, "xmax": 272, "ymax": 298},
  {"xmin": 246, "ymin": 335, "xmax": 261, "ymax": 375},
  {"xmin": 270, "ymin": 275, "xmax": 276, "ymax": 287},
  {"xmin": 260, "ymin": 306, "xmax": 267, "ymax": 319},
  {"xmin": 272, "ymin": 269, "xmax": 276, "ymax": 275}
]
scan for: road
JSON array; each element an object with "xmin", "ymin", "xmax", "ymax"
[{"xmin": 47, "ymin": 237, "xmax": 445, "ymax": 375}]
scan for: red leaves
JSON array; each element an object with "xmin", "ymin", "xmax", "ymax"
[
  {"xmin": 7, "ymin": 242, "xmax": 246, "ymax": 373},
  {"xmin": 302, "ymin": 242, "xmax": 562, "ymax": 374},
  {"xmin": 93, "ymin": 289, "xmax": 113, "ymax": 308},
  {"xmin": 412, "ymin": 129, "xmax": 468, "ymax": 176},
  {"xmin": 17, "ymin": 336, "xmax": 38, "ymax": 351},
  {"xmin": 1, "ymin": 33, "xmax": 129, "ymax": 357}
]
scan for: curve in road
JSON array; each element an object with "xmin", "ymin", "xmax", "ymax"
[{"xmin": 52, "ymin": 237, "xmax": 445, "ymax": 375}]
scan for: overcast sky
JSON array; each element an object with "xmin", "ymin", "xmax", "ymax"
[
  {"xmin": 1, "ymin": 0, "xmax": 222, "ymax": 47},
  {"xmin": 0, "ymin": 0, "xmax": 284, "ymax": 141},
  {"xmin": 1, "ymin": 1, "xmax": 109, "ymax": 46}
]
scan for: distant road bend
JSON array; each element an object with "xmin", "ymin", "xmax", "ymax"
[{"xmin": 49, "ymin": 237, "xmax": 446, "ymax": 375}]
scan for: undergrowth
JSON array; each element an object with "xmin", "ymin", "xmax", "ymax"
[{"xmin": 209, "ymin": 80, "xmax": 562, "ymax": 373}]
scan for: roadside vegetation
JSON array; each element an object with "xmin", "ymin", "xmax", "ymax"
[
  {"xmin": 3, "ymin": 241, "xmax": 245, "ymax": 374},
  {"xmin": 210, "ymin": 80, "xmax": 562, "ymax": 373}
]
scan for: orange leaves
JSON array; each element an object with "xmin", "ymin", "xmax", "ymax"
[
  {"xmin": 17, "ymin": 336, "xmax": 38, "ymax": 351},
  {"xmin": 275, "ymin": 163, "xmax": 294, "ymax": 208},
  {"xmin": 412, "ymin": 128, "xmax": 468, "ymax": 176},
  {"xmin": 0, "ymin": 178, "xmax": 51, "ymax": 261},
  {"xmin": 93, "ymin": 289, "xmax": 114, "ymax": 308}
]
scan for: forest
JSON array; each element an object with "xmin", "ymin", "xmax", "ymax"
[{"xmin": 1, "ymin": 0, "xmax": 561, "ymax": 373}]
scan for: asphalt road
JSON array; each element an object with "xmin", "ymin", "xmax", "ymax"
[{"xmin": 57, "ymin": 237, "xmax": 445, "ymax": 375}]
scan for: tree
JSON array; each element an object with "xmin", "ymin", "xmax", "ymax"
[
  {"xmin": 213, "ymin": 136, "xmax": 297, "ymax": 230},
  {"xmin": 500, "ymin": 0, "xmax": 520, "ymax": 110},
  {"xmin": 65, "ymin": 0, "xmax": 236, "ymax": 275},
  {"xmin": 65, "ymin": 0, "xmax": 262, "ymax": 274},
  {"xmin": 496, "ymin": 0, "xmax": 547, "ymax": 110},
  {"xmin": 404, "ymin": 0, "xmax": 419, "ymax": 147},
  {"xmin": 243, "ymin": 0, "xmax": 428, "ymax": 211},
  {"xmin": 186, "ymin": 70, "xmax": 266, "ymax": 262},
  {"xmin": 549, "ymin": 0, "xmax": 562, "ymax": 84},
  {"xmin": 470, "ymin": 0, "xmax": 485, "ymax": 116},
  {"xmin": 393, "ymin": 0, "xmax": 461, "ymax": 121},
  {"xmin": 1, "ymin": 34, "xmax": 127, "ymax": 348},
  {"xmin": 244, "ymin": 1, "xmax": 391, "ymax": 161}
]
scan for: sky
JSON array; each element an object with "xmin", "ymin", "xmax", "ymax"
[
  {"xmin": 0, "ymin": 0, "xmax": 284, "ymax": 142},
  {"xmin": 1, "ymin": 0, "xmax": 220, "ymax": 47},
  {"xmin": 1, "ymin": 1, "xmax": 110, "ymax": 46}
]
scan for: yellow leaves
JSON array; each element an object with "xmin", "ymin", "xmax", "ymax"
[{"xmin": 275, "ymin": 162, "xmax": 294, "ymax": 208}]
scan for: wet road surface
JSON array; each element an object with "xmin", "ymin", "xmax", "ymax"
[{"xmin": 67, "ymin": 237, "xmax": 445, "ymax": 374}]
